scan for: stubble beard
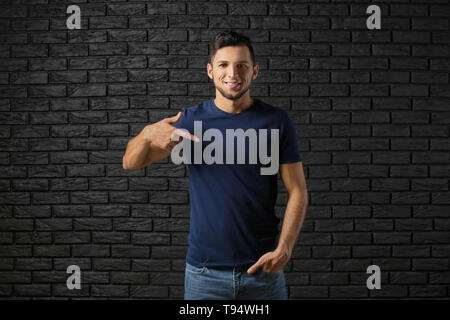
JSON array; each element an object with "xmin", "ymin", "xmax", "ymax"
[{"xmin": 214, "ymin": 76, "xmax": 251, "ymax": 101}]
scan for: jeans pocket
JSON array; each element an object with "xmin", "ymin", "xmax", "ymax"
[{"xmin": 185, "ymin": 262, "xmax": 206, "ymax": 275}]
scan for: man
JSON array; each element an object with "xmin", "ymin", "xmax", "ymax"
[{"xmin": 123, "ymin": 30, "xmax": 308, "ymax": 300}]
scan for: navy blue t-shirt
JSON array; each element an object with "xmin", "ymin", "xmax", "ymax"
[{"xmin": 172, "ymin": 98, "xmax": 301, "ymax": 268}]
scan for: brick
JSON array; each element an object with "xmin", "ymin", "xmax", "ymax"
[
  {"xmin": 0, "ymin": 271, "xmax": 31, "ymax": 283},
  {"xmin": 271, "ymin": 31, "xmax": 309, "ymax": 43},
  {"xmin": 332, "ymin": 151, "xmax": 370, "ymax": 164},
  {"xmin": 107, "ymin": 4, "xmax": 146, "ymax": 16},
  {"xmin": 50, "ymin": 71, "xmax": 87, "ymax": 83},
  {"xmin": 69, "ymin": 58, "xmax": 106, "ymax": 70},
  {"xmin": 393, "ymin": 246, "xmax": 430, "ymax": 258},
  {"xmin": 69, "ymin": 30, "xmax": 107, "ymax": 43},
  {"xmin": 391, "ymin": 166, "xmax": 428, "ymax": 178},
  {"xmin": 269, "ymin": 58, "xmax": 307, "ymax": 70},
  {"xmin": 89, "ymin": 17, "xmax": 128, "ymax": 29},
  {"xmin": 414, "ymin": 232, "xmax": 450, "ymax": 244},
  {"xmin": 168, "ymin": 16, "xmax": 207, "ymax": 28},
  {"xmin": 12, "ymin": 178, "xmax": 48, "ymax": 191},
  {"xmin": 413, "ymin": 99, "xmax": 448, "ymax": 111},
  {"xmin": 89, "ymin": 43, "xmax": 127, "ymax": 56},
  {"xmin": 14, "ymin": 206, "xmax": 51, "ymax": 218},
  {"xmin": 53, "ymin": 205, "xmax": 89, "ymax": 218},
  {"xmin": 11, "ymin": 72, "xmax": 48, "ymax": 85},
  {"xmin": 312, "ymin": 31, "xmax": 350, "ymax": 43},
  {"xmin": 53, "ymin": 232, "xmax": 90, "ymax": 244},
  {"xmin": 11, "ymin": 45, "xmax": 48, "ymax": 57},
  {"xmin": 372, "ymin": 178, "xmax": 409, "ymax": 191},
  {"xmin": 392, "ymin": 138, "xmax": 429, "ymax": 151},
  {"xmin": 333, "ymin": 98, "xmax": 370, "ymax": 111},
  {"xmin": 250, "ymin": 17, "xmax": 289, "ymax": 30},
  {"xmin": 332, "ymin": 125, "xmax": 370, "ymax": 137},
  {"xmin": 430, "ymin": 272, "xmax": 450, "ymax": 284},
  {"xmin": 373, "ymin": 206, "xmax": 411, "ymax": 218},
  {"xmin": 393, "ymin": 31, "xmax": 431, "ymax": 44},
  {"xmin": 311, "ymin": 192, "xmax": 349, "ymax": 205},
  {"xmin": 130, "ymin": 43, "xmax": 168, "ymax": 55},
  {"xmin": 292, "ymin": 17, "xmax": 329, "ymax": 30},
  {"xmin": 332, "ymin": 44, "xmax": 370, "ymax": 56},
  {"xmin": 30, "ymin": 112, "xmax": 67, "ymax": 125},
  {"xmin": 72, "ymin": 245, "xmax": 110, "ymax": 258},
  {"xmin": 352, "ymin": 192, "xmax": 390, "ymax": 205},
  {"xmin": 310, "ymin": 58, "xmax": 347, "ymax": 69},
  {"xmin": 110, "ymin": 83, "xmax": 147, "ymax": 96},
  {"xmin": 369, "ymin": 286, "xmax": 408, "ymax": 298},
  {"xmin": 310, "ymin": 166, "xmax": 347, "ymax": 178},
  {"xmin": 132, "ymin": 233, "xmax": 170, "ymax": 245},
  {"xmin": 352, "ymin": 31, "xmax": 390, "ymax": 43},
  {"xmin": 92, "ymin": 232, "xmax": 129, "ymax": 244},
  {"xmin": 311, "ymin": 85, "xmax": 349, "ymax": 97},
  {"xmin": 92, "ymin": 285, "xmax": 129, "ymax": 297},
  {"xmin": 147, "ymin": 83, "xmax": 186, "ymax": 96},
  {"xmin": 349, "ymin": 165, "xmax": 388, "ymax": 178},
  {"xmin": 71, "ymin": 191, "xmax": 108, "ymax": 204},
  {"xmin": 0, "ymin": 59, "xmax": 27, "ymax": 72},
  {"xmin": 372, "ymin": 125, "xmax": 410, "ymax": 137},
  {"xmin": 68, "ymin": 84, "xmax": 106, "ymax": 97},
  {"xmin": 12, "ymin": 19, "xmax": 48, "ymax": 31},
  {"xmin": 147, "ymin": 2, "xmax": 186, "ymax": 15},
  {"xmin": 130, "ymin": 285, "xmax": 168, "ymax": 298},
  {"xmin": 188, "ymin": 3, "xmax": 226, "ymax": 15},
  {"xmin": 332, "ymin": 71, "xmax": 369, "ymax": 83},
  {"xmin": 131, "ymin": 70, "xmax": 167, "ymax": 82},
  {"xmin": 392, "ymin": 84, "xmax": 429, "ymax": 97},
  {"xmin": 412, "ymin": 72, "xmax": 448, "ymax": 84},
  {"xmin": 410, "ymin": 285, "xmax": 447, "ymax": 298},
  {"xmin": 74, "ymin": 218, "xmax": 112, "ymax": 231},
  {"xmin": 311, "ymin": 138, "xmax": 349, "ymax": 151},
  {"xmin": 112, "ymin": 245, "xmax": 149, "ymax": 258},
  {"xmin": 30, "ymin": 31, "xmax": 66, "ymax": 44},
  {"xmin": 433, "ymin": 32, "xmax": 450, "ymax": 44},
  {"xmin": 373, "ymin": 232, "xmax": 411, "ymax": 244}
]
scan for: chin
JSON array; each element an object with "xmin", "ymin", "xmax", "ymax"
[{"xmin": 217, "ymin": 85, "xmax": 250, "ymax": 101}]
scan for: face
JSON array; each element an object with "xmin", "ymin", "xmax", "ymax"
[{"xmin": 207, "ymin": 45, "xmax": 259, "ymax": 101}]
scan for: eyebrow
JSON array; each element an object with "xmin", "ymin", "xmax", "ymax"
[{"xmin": 216, "ymin": 60, "xmax": 250, "ymax": 64}]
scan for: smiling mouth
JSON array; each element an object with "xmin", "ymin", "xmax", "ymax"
[{"xmin": 224, "ymin": 81, "xmax": 241, "ymax": 88}]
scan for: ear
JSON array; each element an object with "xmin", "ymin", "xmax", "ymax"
[
  {"xmin": 207, "ymin": 63, "xmax": 213, "ymax": 80},
  {"xmin": 252, "ymin": 63, "xmax": 259, "ymax": 80}
]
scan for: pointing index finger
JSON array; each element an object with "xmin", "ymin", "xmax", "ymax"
[{"xmin": 172, "ymin": 128, "xmax": 200, "ymax": 143}]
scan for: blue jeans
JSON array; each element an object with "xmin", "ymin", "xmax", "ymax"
[{"xmin": 184, "ymin": 262, "xmax": 288, "ymax": 300}]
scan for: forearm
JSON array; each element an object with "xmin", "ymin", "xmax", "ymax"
[
  {"xmin": 277, "ymin": 190, "xmax": 308, "ymax": 255},
  {"xmin": 123, "ymin": 128, "xmax": 151, "ymax": 170}
]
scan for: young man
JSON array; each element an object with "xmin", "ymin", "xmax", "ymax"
[{"xmin": 122, "ymin": 30, "xmax": 308, "ymax": 300}]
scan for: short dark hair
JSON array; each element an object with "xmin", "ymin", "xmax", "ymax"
[{"xmin": 210, "ymin": 30, "xmax": 255, "ymax": 66}]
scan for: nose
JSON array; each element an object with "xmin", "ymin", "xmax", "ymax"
[{"xmin": 226, "ymin": 65, "xmax": 239, "ymax": 80}]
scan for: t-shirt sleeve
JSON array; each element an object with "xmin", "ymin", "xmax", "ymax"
[{"xmin": 279, "ymin": 110, "xmax": 302, "ymax": 164}]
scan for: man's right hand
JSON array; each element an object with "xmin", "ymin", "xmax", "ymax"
[
  {"xmin": 144, "ymin": 111, "xmax": 199, "ymax": 152},
  {"xmin": 123, "ymin": 111, "xmax": 199, "ymax": 170}
]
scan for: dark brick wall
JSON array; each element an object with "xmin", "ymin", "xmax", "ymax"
[{"xmin": 0, "ymin": 0, "xmax": 449, "ymax": 299}]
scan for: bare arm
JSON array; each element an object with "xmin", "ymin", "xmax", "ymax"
[
  {"xmin": 122, "ymin": 127, "xmax": 169, "ymax": 170},
  {"xmin": 122, "ymin": 112, "xmax": 198, "ymax": 170},
  {"xmin": 247, "ymin": 161, "xmax": 308, "ymax": 274},
  {"xmin": 277, "ymin": 161, "xmax": 309, "ymax": 255}
]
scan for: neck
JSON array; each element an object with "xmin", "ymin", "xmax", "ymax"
[{"xmin": 214, "ymin": 92, "xmax": 254, "ymax": 114}]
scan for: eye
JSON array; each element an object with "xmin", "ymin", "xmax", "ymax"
[{"xmin": 219, "ymin": 64, "xmax": 226, "ymax": 67}]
